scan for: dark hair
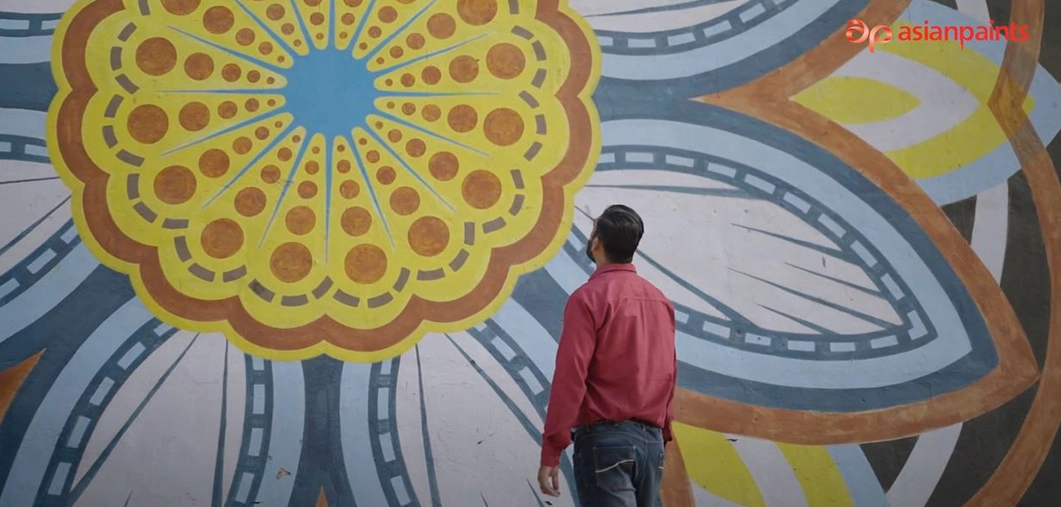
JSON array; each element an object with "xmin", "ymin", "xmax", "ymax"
[{"xmin": 594, "ymin": 204, "xmax": 644, "ymax": 263}]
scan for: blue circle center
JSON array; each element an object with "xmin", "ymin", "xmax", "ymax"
[{"xmin": 281, "ymin": 49, "xmax": 378, "ymax": 137}]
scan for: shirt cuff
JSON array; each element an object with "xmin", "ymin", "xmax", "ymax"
[{"xmin": 540, "ymin": 444, "xmax": 563, "ymax": 467}]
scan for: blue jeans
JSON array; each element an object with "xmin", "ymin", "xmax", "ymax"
[{"xmin": 571, "ymin": 420, "xmax": 665, "ymax": 507}]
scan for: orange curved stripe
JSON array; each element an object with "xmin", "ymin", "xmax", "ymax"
[
  {"xmin": 662, "ymin": 439, "xmax": 695, "ymax": 507},
  {"xmin": 704, "ymin": 0, "xmax": 912, "ymax": 105},
  {"xmin": 965, "ymin": 0, "xmax": 1061, "ymax": 504}
]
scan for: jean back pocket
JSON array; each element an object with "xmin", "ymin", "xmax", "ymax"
[{"xmin": 592, "ymin": 445, "xmax": 637, "ymax": 492}]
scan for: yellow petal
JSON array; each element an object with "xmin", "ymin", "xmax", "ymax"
[
  {"xmin": 793, "ymin": 76, "xmax": 921, "ymax": 125},
  {"xmin": 674, "ymin": 422, "xmax": 765, "ymax": 507}
]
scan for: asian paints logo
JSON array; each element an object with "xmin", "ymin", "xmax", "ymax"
[{"xmin": 846, "ymin": 19, "xmax": 1030, "ymax": 53}]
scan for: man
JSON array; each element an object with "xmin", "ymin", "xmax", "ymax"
[{"xmin": 537, "ymin": 204, "xmax": 678, "ymax": 507}]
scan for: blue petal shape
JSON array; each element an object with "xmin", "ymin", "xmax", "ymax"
[{"xmin": 537, "ymin": 101, "xmax": 1005, "ymax": 413}]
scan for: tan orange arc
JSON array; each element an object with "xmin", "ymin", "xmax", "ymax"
[{"xmin": 964, "ymin": 0, "xmax": 1061, "ymax": 504}]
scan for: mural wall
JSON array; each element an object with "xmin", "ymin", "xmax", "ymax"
[{"xmin": 1, "ymin": 0, "xmax": 1060, "ymax": 505}]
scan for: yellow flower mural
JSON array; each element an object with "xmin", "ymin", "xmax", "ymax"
[{"xmin": 47, "ymin": 0, "xmax": 601, "ymax": 362}]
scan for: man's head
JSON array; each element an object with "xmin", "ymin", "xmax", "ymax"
[{"xmin": 586, "ymin": 204, "xmax": 644, "ymax": 266}]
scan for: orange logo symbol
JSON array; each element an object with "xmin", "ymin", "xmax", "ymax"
[{"xmin": 846, "ymin": 19, "xmax": 893, "ymax": 53}]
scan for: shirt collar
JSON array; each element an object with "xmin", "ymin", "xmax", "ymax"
[{"xmin": 589, "ymin": 263, "xmax": 636, "ymax": 281}]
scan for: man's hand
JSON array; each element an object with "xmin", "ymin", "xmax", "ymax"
[{"xmin": 537, "ymin": 466, "xmax": 560, "ymax": 497}]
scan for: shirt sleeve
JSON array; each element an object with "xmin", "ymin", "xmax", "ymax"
[
  {"xmin": 540, "ymin": 292, "xmax": 597, "ymax": 467},
  {"xmin": 662, "ymin": 301, "xmax": 677, "ymax": 443}
]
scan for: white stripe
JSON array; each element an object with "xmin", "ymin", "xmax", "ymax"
[
  {"xmin": 728, "ymin": 436, "xmax": 808, "ymax": 507},
  {"xmin": 0, "ymin": 0, "xmax": 79, "ymax": 13},
  {"xmin": 885, "ymin": 424, "xmax": 962, "ymax": 507},
  {"xmin": 0, "ymin": 35, "xmax": 52, "ymax": 64},
  {"xmin": 970, "ymin": 182, "xmax": 1009, "ymax": 280},
  {"xmin": 954, "ymin": 0, "xmax": 992, "ymax": 22},
  {"xmin": 583, "ymin": 1, "xmax": 746, "ymax": 34}
]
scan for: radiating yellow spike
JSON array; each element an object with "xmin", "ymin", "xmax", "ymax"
[
  {"xmin": 776, "ymin": 443, "xmax": 854, "ymax": 507},
  {"xmin": 673, "ymin": 422, "xmax": 765, "ymax": 507}
]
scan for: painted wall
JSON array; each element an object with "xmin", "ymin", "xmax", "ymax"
[{"xmin": 1, "ymin": 0, "xmax": 1060, "ymax": 505}]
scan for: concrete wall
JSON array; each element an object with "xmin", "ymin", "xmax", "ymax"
[{"xmin": 1, "ymin": 0, "xmax": 1060, "ymax": 505}]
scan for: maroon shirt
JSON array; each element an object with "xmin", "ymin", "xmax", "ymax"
[{"xmin": 540, "ymin": 263, "xmax": 677, "ymax": 467}]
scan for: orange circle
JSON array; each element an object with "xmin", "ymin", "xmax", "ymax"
[
  {"xmin": 154, "ymin": 165, "xmax": 197, "ymax": 204},
  {"xmin": 306, "ymin": 0, "xmax": 322, "ymax": 5},
  {"xmin": 422, "ymin": 105, "xmax": 441, "ymax": 121},
  {"xmin": 483, "ymin": 108, "xmax": 524, "ymax": 146},
  {"xmin": 285, "ymin": 206, "xmax": 316, "ymax": 235},
  {"xmin": 408, "ymin": 216, "xmax": 449, "ymax": 257},
  {"xmin": 236, "ymin": 28, "xmax": 256, "ymax": 46},
  {"xmin": 447, "ymin": 104, "xmax": 477, "ymax": 133},
  {"xmin": 298, "ymin": 181, "xmax": 318, "ymax": 198},
  {"xmin": 427, "ymin": 13, "xmax": 456, "ymax": 39},
  {"xmin": 344, "ymin": 0, "xmax": 362, "ymax": 6},
  {"xmin": 377, "ymin": 166, "xmax": 396, "ymax": 184},
  {"xmin": 184, "ymin": 53, "xmax": 214, "ymax": 80},
  {"xmin": 246, "ymin": 98, "xmax": 260, "ymax": 112},
  {"xmin": 402, "ymin": 102, "xmax": 417, "ymax": 115},
  {"xmin": 406, "ymin": 139, "xmax": 426, "ymax": 157},
  {"xmin": 218, "ymin": 101, "xmax": 238, "ymax": 119},
  {"xmin": 203, "ymin": 6, "xmax": 234, "ymax": 34},
  {"xmin": 233, "ymin": 137, "xmax": 253, "ymax": 154},
  {"xmin": 255, "ymin": 126, "xmax": 270, "ymax": 140},
  {"xmin": 407, "ymin": 33, "xmax": 425, "ymax": 49},
  {"xmin": 340, "ymin": 180, "xmax": 360, "ymax": 198},
  {"xmin": 366, "ymin": 150, "xmax": 380, "ymax": 163},
  {"xmin": 248, "ymin": 70, "xmax": 261, "ymax": 83},
  {"xmin": 305, "ymin": 161, "xmax": 320, "ymax": 174},
  {"xmin": 337, "ymin": 160, "xmax": 352, "ymax": 173},
  {"xmin": 341, "ymin": 207, "xmax": 372, "ymax": 236},
  {"xmin": 390, "ymin": 46, "xmax": 404, "ymax": 58},
  {"xmin": 179, "ymin": 102, "xmax": 210, "ymax": 132},
  {"xmin": 162, "ymin": 0, "xmax": 200, "ymax": 15},
  {"xmin": 378, "ymin": 6, "xmax": 398, "ymax": 22},
  {"xmin": 390, "ymin": 186, "xmax": 420, "ymax": 215},
  {"xmin": 368, "ymin": 26, "xmax": 382, "ymax": 38},
  {"xmin": 487, "ymin": 43, "xmax": 525, "ymax": 79},
  {"xmin": 462, "ymin": 170, "xmax": 502, "ymax": 209},
  {"xmin": 266, "ymin": 4, "xmax": 285, "ymax": 20},
  {"xmin": 222, "ymin": 63, "xmax": 242, "ymax": 81},
  {"xmin": 199, "ymin": 149, "xmax": 230, "ymax": 177},
  {"xmin": 235, "ymin": 187, "xmax": 267, "ymax": 216},
  {"xmin": 457, "ymin": 0, "xmax": 497, "ymax": 25},
  {"xmin": 310, "ymin": 12, "xmax": 325, "ymax": 25},
  {"xmin": 342, "ymin": 13, "xmax": 356, "ymax": 24},
  {"xmin": 422, "ymin": 66, "xmax": 441, "ymax": 84},
  {"xmin": 259, "ymin": 42, "xmax": 274, "ymax": 55},
  {"xmin": 270, "ymin": 242, "xmax": 313, "ymax": 282},
  {"xmin": 429, "ymin": 151, "xmax": 459, "ymax": 181},
  {"xmin": 400, "ymin": 73, "xmax": 415, "ymax": 87},
  {"xmin": 448, "ymin": 55, "xmax": 479, "ymax": 83},
  {"xmin": 278, "ymin": 147, "xmax": 293, "ymax": 161},
  {"xmin": 345, "ymin": 244, "xmax": 387, "ymax": 284},
  {"xmin": 127, "ymin": 105, "xmax": 169, "ymax": 144},
  {"xmin": 261, "ymin": 164, "xmax": 281, "ymax": 183},
  {"xmin": 201, "ymin": 219, "xmax": 244, "ymax": 259},
  {"xmin": 136, "ymin": 38, "xmax": 177, "ymax": 76},
  {"xmin": 388, "ymin": 129, "xmax": 403, "ymax": 142}
]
